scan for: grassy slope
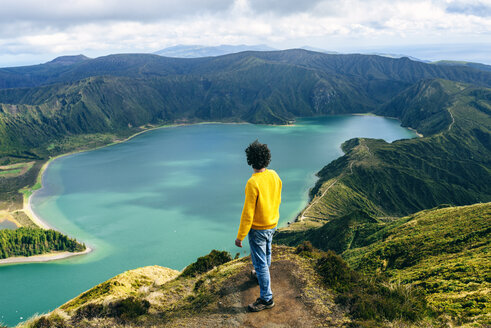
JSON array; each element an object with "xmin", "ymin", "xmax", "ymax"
[
  {"xmin": 277, "ymin": 203, "xmax": 490, "ymax": 326},
  {"xmin": 344, "ymin": 203, "xmax": 491, "ymax": 326}
]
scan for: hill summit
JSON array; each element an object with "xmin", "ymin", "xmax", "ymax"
[{"xmin": 46, "ymin": 55, "xmax": 90, "ymax": 66}]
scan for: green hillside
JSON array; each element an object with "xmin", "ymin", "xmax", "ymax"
[
  {"xmin": 345, "ymin": 203, "xmax": 491, "ymax": 326},
  {"xmin": 432, "ymin": 60, "xmax": 491, "ymax": 72},
  {"xmin": 277, "ymin": 203, "xmax": 490, "ymax": 327},
  {"xmin": 284, "ymin": 79, "xmax": 490, "ymax": 222}
]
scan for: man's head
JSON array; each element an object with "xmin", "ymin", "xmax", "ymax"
[{"xmin": 245, "ymin": 140, "xmax": 271, "ymax": 170}]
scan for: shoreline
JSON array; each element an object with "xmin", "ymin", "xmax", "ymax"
[
  {"xmin": 18, "ymin": 116, "xmax": 423, "ymax": 263},
  {"xmin": 0, "ymin": 247, "xmax": 92, "ymax": 265},
  {"xmin": 14, "ymin": 121, "xmax": 248, "ymax": 264}
]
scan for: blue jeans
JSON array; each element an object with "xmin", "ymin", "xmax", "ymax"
[{"xmin": 248, "ymin": 227, "xmax": 276, "ymax": 301}]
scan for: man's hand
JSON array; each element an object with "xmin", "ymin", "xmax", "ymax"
[{"xmin": 235, "ymin": 238, "xmax": 243, "ymax": 248}]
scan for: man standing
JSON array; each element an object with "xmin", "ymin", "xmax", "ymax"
[{"xmin": 235, "ymin": 140, "xmax": 282, "ymax": 312}]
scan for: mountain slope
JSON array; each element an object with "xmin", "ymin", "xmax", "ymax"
[
  {"xmin": 344, "ymin": 203, "xmax": 491, "ymax": 326},
  {"xmin": 285, "ymin": 80, "xmax": 490, "ymax": 221},
  {"xmin": 1, "ymin": 50, "xmax": 490, "ymax": 90},
  {"xmin": 432, "ymin": 60, "xmax": 491, "ymax": 72},
  {"xmin": 277, "ymin": 203, "xmax": 490, "ymax": 327}
]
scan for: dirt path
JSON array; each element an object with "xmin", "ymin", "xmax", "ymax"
[
  {"xmin": 176, "ymin": 259, "xmax": 331, "ymax": 328},
  {"xmin": 299, "ymin": 179, "xmax": 338, "ymax": 221},
  {"xmin": 448, "ymin": 109, "xmax": 455, "ymax": 131},
  {"xmin": 239, "ymin": 261, "xmax": 324, "ymax": 328}
]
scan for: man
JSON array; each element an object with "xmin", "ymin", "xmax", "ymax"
[{"xmin": 235, "ymin": 140, "xmax": 282, "ymax": 312}]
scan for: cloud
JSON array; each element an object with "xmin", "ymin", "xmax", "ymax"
[
  {"xmin": 0, "ymin": 0, "xmax": 232, "ymax": 23},
  {"xmin": 446, "ymin": 0, "xmax": 491, "ymax": 17},
  {"xmin": 247, "ymin": 0, "xmax": 325, "ymax": 14},
  {"xmin": 0, "ymin": 0, "xmax": 489, "ymax": 66}
]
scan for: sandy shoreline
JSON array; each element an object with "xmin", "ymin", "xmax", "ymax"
[
  {"xmin": 26, "ymin": 185, "xmax": 52, "ymax": 230},
  {"xmin": 9, "ymin": 122, "xmax": 200, "ymax": 264},
  {"xmin": 0, "ymin": 247, "xmax": 92, "ymax": 265}
]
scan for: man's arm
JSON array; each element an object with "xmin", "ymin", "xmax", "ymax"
[{"xmin": 236, "ymin": 180, "xmax": 258, "ymax": 244}]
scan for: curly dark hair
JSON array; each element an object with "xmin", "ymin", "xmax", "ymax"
[{"xmin": 245, "ymin": 140, "xmax": 271, "ymax": 170}]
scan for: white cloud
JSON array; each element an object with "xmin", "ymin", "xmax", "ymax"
[{"xmin": 0, "ymin": 0, "xmax": 489, "ymax": 66}]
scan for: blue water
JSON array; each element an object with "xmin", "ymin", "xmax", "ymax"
[{"xmin": 0, "ymin": 116, "xmax": 416, "ymax": 326}]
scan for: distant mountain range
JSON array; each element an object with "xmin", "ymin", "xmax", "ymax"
[
  {"xmin": 153, "ymin": 44, "xmax": 427, "ymax": 61},
  {"xmin": 0, "ymin": 49, "xmax": 489, "ymax": 158},
  {"xmin": 153, "ymin": 44, "xmax": 277, "ymax": 58}
]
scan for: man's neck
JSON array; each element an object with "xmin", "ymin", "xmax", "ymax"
[{"xmin": 253, "ymin": 168, "xmax": 266, "ymax": 173}]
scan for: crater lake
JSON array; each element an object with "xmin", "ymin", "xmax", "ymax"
[{"xmin": 0, "ymin": 115, "xmax": 417, "ymax": 326}]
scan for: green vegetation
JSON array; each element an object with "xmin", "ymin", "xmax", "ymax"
[
  {"xmin": 344, "ymin": 203, "xmax": 491, "ymax": 326},
  {"xmin": 432, "ymin": 60, "xmax": 491, "ymax": 72},
  {"xmin": 0, "ymin": 227, "xmax": 86, "ymax": 258},
  {"xmin": 0, "ymin": 161, "xmax": 34, "ymax": 178},
  {"xmin": 0, "ymin": 168, "xmax": 21, "ymax": 175},
  {"xmin": 75, "ymin": 297, "xmax": 151, "ymax": 322},
  {"xmin": 276, "ymin": 210, "xmax": 384, "ymax": 253},
  {"xmin": 181, "ymin": 249, "xmax": 232, "ymax": 277},
  {"xmin": 31, "ymin": 314, "xmax": 67, "ymax": 328},
  {"xmin": 315, "ymin": 248, "xmax": 427, "ymax": 325},
  {"xmin": 279, "ymin": 203, "xmax": 490, "ymax": 326}
]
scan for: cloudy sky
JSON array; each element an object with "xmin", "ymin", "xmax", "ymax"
[{"xmin": 1, "ymin": 0, "xmax": 490, "ymax": 67}]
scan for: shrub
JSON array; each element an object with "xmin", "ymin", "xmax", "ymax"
[
  {"xmin": 316, "ymin": 250, "xmax": 357, "ymax": 292},
  {"xmin": 295, "ymin": 241, "xmax": 314, "ymax": 256},
  {"xmin": 181, "ymin": 250, "xmax": 232, "ymax": 277},
  {"xmin": 33, "ymin": 315, "xmax": 66, "ymax": 328},
  {"xmin": 74, "ymin": 303, "xmax": 104, "ymax": 320},
  {"xmin": 106, "ymin": 297, "xmax": 150, "ymax": 321},
  {"xmin": 315, "ymin": 251, "xmax": 427, "ymax": 323}
]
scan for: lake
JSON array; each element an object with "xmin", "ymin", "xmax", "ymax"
[{"xmin": 0, "ymin": 116, "xmax": 416, "ymax": 326}]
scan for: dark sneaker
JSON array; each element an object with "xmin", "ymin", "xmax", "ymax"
[
  {"xmin": 248, "ymin": 297, "xmax": 275, "ymax": 312},
  {"xmin": 251, "ymin": 269, "xmax": 258, "ymax": 282}
]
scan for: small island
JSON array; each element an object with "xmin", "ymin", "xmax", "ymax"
[{"xmin": 0, "ymin": 227, "xmax": 88, "ymax": 265}]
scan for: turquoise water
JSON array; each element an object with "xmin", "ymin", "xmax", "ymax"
[{"xmin": 0, "ymin": 116, "xmax": 416, "ymax": 326}]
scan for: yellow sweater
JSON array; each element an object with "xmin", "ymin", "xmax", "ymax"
[{"xmin": 236, "ymin": 169, "xmax": 282, "ymax": 241}]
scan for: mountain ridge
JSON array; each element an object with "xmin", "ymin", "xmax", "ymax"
[{"xmin": 0, "ymin": 50, "xmax": 490, "ymax": 160}]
